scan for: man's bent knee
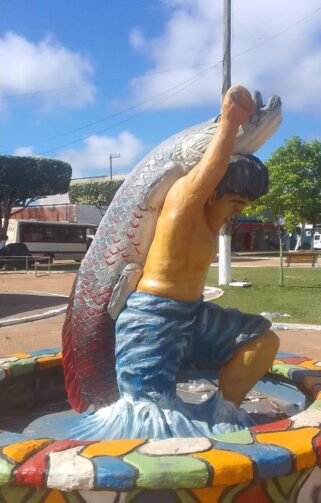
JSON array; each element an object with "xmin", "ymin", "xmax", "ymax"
[{"xmin": 257, "ymin": 329, "xmax": 280, "ymax": 361}]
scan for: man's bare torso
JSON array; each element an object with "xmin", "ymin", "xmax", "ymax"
[{"xmin": 136, "ymin": 178, "xmax": 217, "ymax": 301}]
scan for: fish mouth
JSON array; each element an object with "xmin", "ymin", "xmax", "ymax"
[{"xmin": 250, "ymin": 91, "xmax": 282, "ymax": 125}]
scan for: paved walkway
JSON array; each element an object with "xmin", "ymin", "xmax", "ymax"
[{"xmin": 0, "ymin": 265, "xmax": 321, "ymax": 359}]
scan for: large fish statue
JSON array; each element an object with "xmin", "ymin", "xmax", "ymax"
[{"xmin": 62, "ymin": 91, "xmax": 282, "ymax": 412}]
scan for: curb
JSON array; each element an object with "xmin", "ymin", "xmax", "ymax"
[
  {"xmin": 272, "ymin": 322, "xmax": 321, "ymax": 331},
  {"xmin": 0, "ymin": 291, "xmax": 68, "ymax": 328}
]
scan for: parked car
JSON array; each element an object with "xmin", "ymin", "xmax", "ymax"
[{"xmin": 0, "ymin": 242, "xmax": 34, "ymax": 270}]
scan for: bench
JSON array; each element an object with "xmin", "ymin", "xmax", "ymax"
[{"xmin": 285, "ymin": 251, "xmax": 319, "ymax": 267}]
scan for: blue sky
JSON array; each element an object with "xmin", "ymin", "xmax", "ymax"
[{"xmin": 1, "ymin": 0, "xmax": 321, "ymax": 179}]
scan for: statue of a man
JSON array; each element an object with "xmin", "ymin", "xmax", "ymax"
[{"xmin": 74, "ymin": 85, "xmax": 279, "ymax": 439}]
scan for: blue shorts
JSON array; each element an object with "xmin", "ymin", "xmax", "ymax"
[{"xmin": 115, "ymin": 292, "xmax": 271, "ymax": 401}]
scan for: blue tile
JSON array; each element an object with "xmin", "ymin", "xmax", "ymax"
[
  {"xmin": 29, "ymin": 348, "xmax": 60, "ymax": 356},
  {"xmin": 214, "ymin": 440, "xmax": 293, "ymax": 478},
  {"xmin": 289, "ymin": 368, "xmax": 321, "ymax": 383},
  {"xmin": 92, "ymin": 455, "xmax": 138, "ymax": 490},
  {"xmin": 0, "ymin": 432, "xmax": 26, "ymax": 447}
]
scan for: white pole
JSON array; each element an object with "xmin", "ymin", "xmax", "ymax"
[{"xmin": 219, "ymin": 0, "xmax": 232, "ymax": 286}]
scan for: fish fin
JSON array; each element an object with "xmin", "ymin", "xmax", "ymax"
[
  {"xmin": 62, "ymin": 276, "xmax": 89, "ymax": 412},
  {"xmin": 146, "ymin": 161, "xmax": 184, "ymax": 209},
  {"xmin": 108, "ymin": 263, "xmax": 143, "ymax": 319}
]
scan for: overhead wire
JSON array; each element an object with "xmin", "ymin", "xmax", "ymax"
[{"xmin": 5, "ymin": 4, "xmax": 321, "ymax": 156}]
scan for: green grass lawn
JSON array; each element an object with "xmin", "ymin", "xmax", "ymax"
[{"xmin": 207, "ymin": 266, "xmax": 321, "ymax": 324}]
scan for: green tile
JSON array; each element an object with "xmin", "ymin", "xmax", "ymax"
[
  {"xmin": 123, "ymin": 451, "xmax": 209, "ymax": 490},
  {"xmin": 212, "ymin": 428, "xmax": 254, "ymax": 444},
  {"xmin": 4, "ymin": 357, "xmax": 37, "ymax": 377},
  {"xmin": 0, "ymin": 486, "xmax": 47, "ymax": 503},
  {"xmin": 0, "ymin": 457, "xmax": 14, "ymax": 485}
]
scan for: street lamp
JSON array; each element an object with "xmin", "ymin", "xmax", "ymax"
[{"xmin": 109, "ymin": 154, "xmax": 120, "ymax": 181}]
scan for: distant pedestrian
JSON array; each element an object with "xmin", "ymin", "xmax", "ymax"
[{"xmin": 0, "ymin": 230, "xmax": 8, "ymax": 251}]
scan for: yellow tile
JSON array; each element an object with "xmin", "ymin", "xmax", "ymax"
[
  {"xmin": 256, "ymin": 427, "xmax": 319, "ymax": 471},
  {"xmin": 44, "ymin": 490, "xmax": 66, "ymax": 503},
  {"xmin": 3, "ymin": 438, "xmax": 53, "ymax": 463},
  {"xmin": 302, "ymin": 375, "xmax": 321, "ymax": 391},
  {"xmin": 37, "ymin": 355, "xmax": 62, "ymax": 369},
  {"xmin": 191, "ymin": 486, "xmax": 227, "ymax": 502},
  {"xmin": 9, "ymin": 353, "xmax": 30, "ymax": 358},
  {"xmin": 82, "ymin": 439, "xmax": 145, "ymax": 458},
  {"xmin": 193, "ymin": 449, "xmax": 253, "ymax": 486},
  {"xmin": 299, "ymin": 361, "xmax": 321, "ymax": 370}
]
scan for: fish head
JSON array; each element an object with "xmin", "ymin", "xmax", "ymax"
[{"xmin": 233, "ymin": 91, "xmax": 282, "ymax": 154}]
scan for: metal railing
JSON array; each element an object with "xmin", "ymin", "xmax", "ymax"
[{"xmin": 0, "ymin": 255, "xmax": 51, "ymax": 276}]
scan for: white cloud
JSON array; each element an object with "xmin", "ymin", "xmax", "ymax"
[
  {"xmin": 129, "ymin": 28, "xmax": 146, "ymax": 51},
  {"xmin": 128, "ymin": 0, "xmax": 321, "ymax": 113},
  {"xmin": 58, "ymin": 132, "xmax": 146, "ymax": 178},
  {"xmin": 0, "ymin": 32, "xmax": 95, "ymax": 110},
  {"xmin": 13, "ymin": 146, "xmax": 36, "ymax": 156}
]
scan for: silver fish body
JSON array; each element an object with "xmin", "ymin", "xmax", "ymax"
[{"xmin": 62, "ymin": 92, "xmax": 282, "ymax": 412}]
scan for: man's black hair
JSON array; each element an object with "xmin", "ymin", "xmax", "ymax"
[{"xmin": 216, "ymin": 154, "xmax": 268, "ymax": 201}]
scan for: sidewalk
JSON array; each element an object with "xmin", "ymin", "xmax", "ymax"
[{"xmin": 0, "ymin": 270, "xmax": 321, "ymax": 359}]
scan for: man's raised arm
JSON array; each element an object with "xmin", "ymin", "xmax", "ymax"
[{"xmin": 182, "ymin": 85, "xmax": 256, "ymax": 205}]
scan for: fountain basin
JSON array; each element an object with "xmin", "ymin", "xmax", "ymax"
[{"xmin": 1, "ymin": 349, "xmax": 321, "ymax": 502}]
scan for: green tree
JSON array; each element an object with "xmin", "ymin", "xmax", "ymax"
[
  {"xmin": 0, "ymin": 156, "xmax": 71, "ymax": 235},
  {"xmin": 69, "ymin": 180, "xmax": 123, "ymax": 214},
  {"xmin": 245, "ymin": 136, "xmax": 321, "ymax": 285}
]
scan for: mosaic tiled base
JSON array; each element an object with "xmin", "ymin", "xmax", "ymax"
[{"xmin": 2, "ymin": 351, "xmax": 321, "ymax": 502}]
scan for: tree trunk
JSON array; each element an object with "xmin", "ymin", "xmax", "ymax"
[{"xmin": 278, "ymin": 228, "xmax": 284, "ymax": 287}]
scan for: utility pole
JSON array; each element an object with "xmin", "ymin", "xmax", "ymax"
[
  {"xmin": 109, "ymin": 153, "xmax": 120, "ymax": 181},
  {"xmin": 218, "ymin": 0, "xmax": 232, "ymax": 286}
]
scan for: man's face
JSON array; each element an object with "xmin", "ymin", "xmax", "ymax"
[{"xmin": 206, "ymin": 193, "xmax": 249, "ymax": 231}]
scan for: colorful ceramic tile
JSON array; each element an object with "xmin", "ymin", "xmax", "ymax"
[
  {"xmin": 251, "ymin": 418, "xmax": 292, "ymax": 433},
  {"xmin": 291, "ymin": 409, "xmax": 321, "ymax": 429},
  {"xmin": 29, "ymin": 349, "xmax": 60, "ymax": 356},
  {"xmin": 193, "ymin": 448, "xmax": 253, "ymax": 486},
  {"xmin": 91, "ymin": 455, "xmax": 138, "ymax": 490},
  {"xmin": 281, "ymin": 357, "xmax": 310, "ymax": 365},
  {"xmin": 271, "ymin": 363, "xmax": 297, "ymax": 379},
  {"xmin": 0, "ymin": 357, "xmax": 19, "ymax": 365},
  {"xmin": 138, "ymin": 438, "xmax": 211, "ymax": 456},
  {"xmin": 277, "ymin": 352, "xmax": 303, "ymax": 359},
  {"xmin": 123, "ymin": 451, "xmax": 209, "ymax": 489},
  {"xmin": 0, "ymin": 485, "xmax": 47, "ymax": 503},
  {"xmin": 0, "ymin": 457, "xmax": 14, "ymax": 485},
  {"xmin": 3, "ymin": 438, "xmax": 53, "ymax": 463},
  {"xmin": 214, "ymin": 440, "xmax": 292, "ymax": 479},
  {"xmin": 47, "ymin": 446, "xmax": 95, "ymax": 491},
  {"xmin": 310, "ymin": 399, "xmax": 321, "ymax": 411},
  {"xmin": 288, "ymin": 368, "xmax": 321, "ymax": 384},
  {"xmin": 44, "ymin": 490, "xmax": 67, "ymax": 503},
  {"xmin": 232, "ymin": 481, "xmax": 271, "ymax": 503},
  {"xmin": 0, "ymin": 432, "xmax": 27, "ymax": 447},
  {"xmin": 296, "ymin": 466, "xmax": 321, "ymax": 503},
  {"xmin": 78, "ymin": 489, "xmax": 119, "ymax": 502},
  {"xmin": 265, "ymin": 469, "xmax": 312, "ymax": 503},
  {"xmin": 256, "ymin": 427, "xmax": 319, "ymax": 471},
  {"xmin": 36, "ymin": 355, "xmax": 62, "ymax": 369},
  {"xmin": 215, "ymin": 482, "xmax": 249, "ymax": 503},
  {"xmin": 212, "ymin": 429, "xmax": 254, "ymax": 444},
  {"xmin": 2, "ymin": 357, "xmax": 37, "ymax": 377},
  {"xmin": 311, "ymin": 430, "xmax": 321, "ymax": 464},
  {"xmin": 297, "ymin": 361, "xmax": 321, "ymax": 370},
  {"xmin": 191, "ymin": 486, "xmax": 227, "ymax": 503},
  {"xmin": 14, "ymin": 440, "xmax": 90, "ymax": 487},
  {"xmin": 82, "ymin": 439, "xmax": 145, "ymax": 458}
]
